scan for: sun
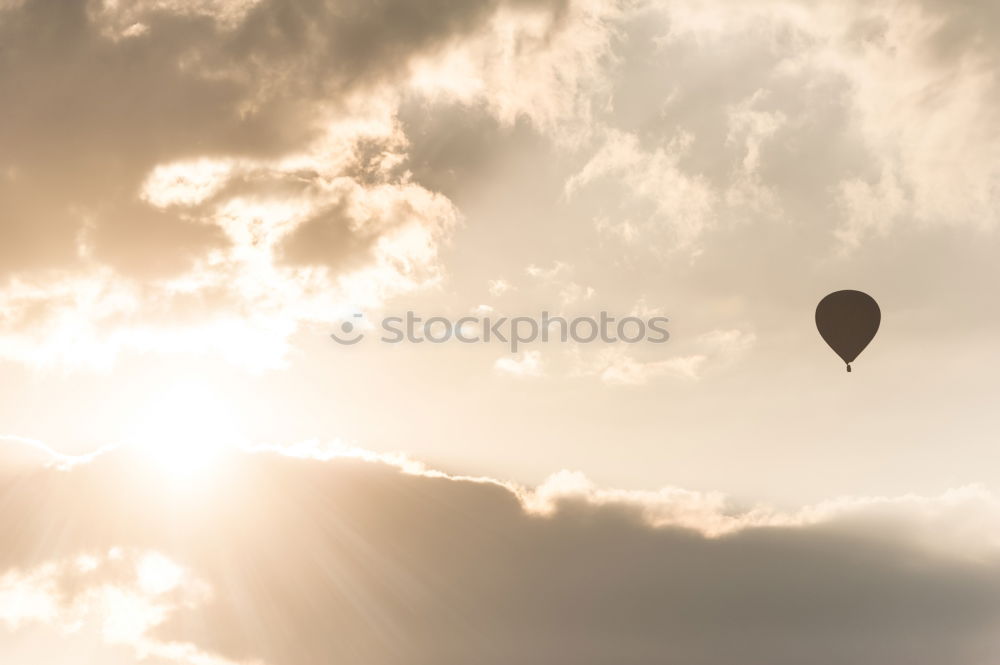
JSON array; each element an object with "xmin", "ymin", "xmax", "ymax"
[{"xmin": 124, "ymin": 381, "xmax": 244, "ymax": 478}]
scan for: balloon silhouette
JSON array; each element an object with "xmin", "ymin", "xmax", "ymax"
[{"xmin": 815, "ymin": 290, "xmax": 880, "ymax": 372}]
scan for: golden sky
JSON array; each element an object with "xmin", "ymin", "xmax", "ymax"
[{"xmin": 2, "ymin": 0, "xmax": 1000, "ymax": 662}]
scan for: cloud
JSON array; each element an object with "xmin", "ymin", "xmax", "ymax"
[
  {"xmin": 2, "ymin": 441, "xmax": 1000, "ymax": 664},
  {"xmin": 92, "ymin": 0, "xmax": 265, "ymax": 36},
  {"xmin": 574, "ymin": 328, "xmax": 755, "ymax": 384},
  {"xmin": 494, "ymin": 349, "xmax": 545, "ymax": 377},
  {"xmin": 487, "ymin": 279, "xmax": 514, "ymax": 297},
  {"xmin": 4, "ymin": 0, "xmax": 1000, "ymax": 368},
  {"xmin": 656, "ymin": 0, "xmax": 1000, "ymax": 245},
  {"xmin": 0, "ymin": 0, "xmax": 591, "ymax": 369},
  {"xmin": 0, "ymin": 547, "xmax": 247, "ymax": 665},
  {"xmin": 566, "ymin": 129, "xmax": 718, "ymax": 253},
  {"xmin": 590, "ymin": 349, "xmax": 707, "ymax": 383},
  {"xmin": 549, "ymin": 0, "xmax": 1000, "ymax": 261},
  {"xmin": 407, "ymin": 0, "xmax": 626, "ymax": 141},
  {"xmin": 0, "ymin": 435, "xmax": 104, "ymax": 471}
]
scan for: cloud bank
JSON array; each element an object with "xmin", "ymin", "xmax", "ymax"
[{"xmin": 2, "ymin": 439, "xmax": 1000, "ymax": 664}]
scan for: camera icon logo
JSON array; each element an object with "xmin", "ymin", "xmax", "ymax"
[{"xmin": 330, "ymin": 313, "xmax": 365, "ymax": 345}]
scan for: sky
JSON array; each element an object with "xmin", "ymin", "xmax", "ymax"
[{"xmin": 2, "ymin": 0, "xmax": 1000, "ymax": 662}]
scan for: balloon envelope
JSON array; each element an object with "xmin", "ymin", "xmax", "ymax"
[{"xmin": 815, "ymin": 290, "xmax": 880, "ymax": 371}]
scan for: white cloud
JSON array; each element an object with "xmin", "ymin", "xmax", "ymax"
[
  {"xmin": 142, "ymin": 159, "xmax": 238, "ymax": 209},
  {"xmin": 408, "ymin": 0, "xmax": 627, "ymax": 143},
  {"xmin": 566, "ymin": 129, "xmax": 718, "ymax": 252},
  {"xmin": 487, "ymin": 279, "xmax": 513, "ymax": 297},
  {"xmin": 654, "ymin": 0, "xmax": 1000, "ymax": 246},
  {"xmin": 91, "ymin": 0, "xmax": 264, "ymax": 37},
  {"xmin": 525, "ymin": 261, "xmax": 570, "ymax": 280},
  {"xmin": 573, "ymin": 328, "xmax": 755, "ymax": 385},
  {"xmin": 583, "ymin": 347, "xmax": 707, "ymax": 384},
  {"xmin": 494, "ymin": 350, "xmax": 545, "ymax": 377},
  {"xmin": 0, "ymin": 108, "xmax": 459, "ymax": 369},
  {"xmin": 0, "ymin": 549, "xmax": 244, "ymax": 665}
]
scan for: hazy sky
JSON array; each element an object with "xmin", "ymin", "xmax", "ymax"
[{"xmin": 2, "ymin": 0, "xmax": 1000, "ymax": 662}]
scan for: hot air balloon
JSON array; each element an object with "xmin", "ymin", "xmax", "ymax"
[{"xmin": 815, "ymin": 290, "xmax": 880, "ymax": 372}]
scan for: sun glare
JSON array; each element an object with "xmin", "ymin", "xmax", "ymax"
[{"xmin": 124, "ymin": 382, "xmax": 244, "ymax": 478}]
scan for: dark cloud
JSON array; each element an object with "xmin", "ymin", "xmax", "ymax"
[
  {"xmin": 906, "ymin": 0, "xmax": 1000, "ymax": 63},
  {"xmin": 83, "ymin": 200, "xmax": 228, "ymax": 279},
  {"xmin": 0, "ymin": 0, "xmax": 565, "ymax": 281},
  {"xmin": 2, "ymin": 445, "xmax": 1000, "ymax": 665},
  {"xmin": 229, "ymin": 0, "xmax": 553, "ymax": 91},
  {"xmin": 277, "ymin": 201, "xmax": 377, "ymax": 272}
]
